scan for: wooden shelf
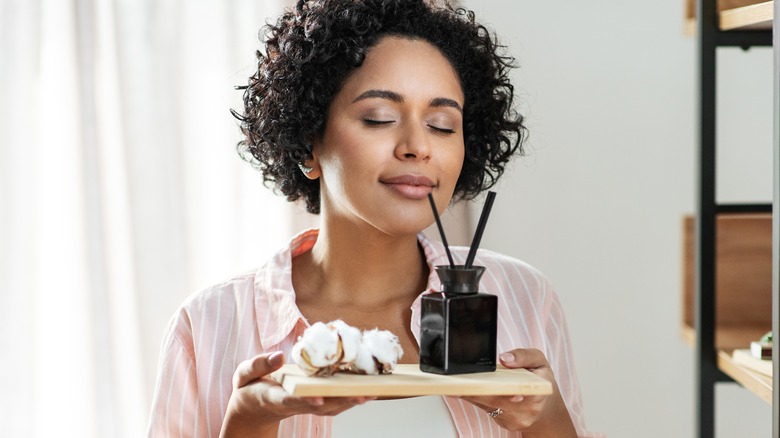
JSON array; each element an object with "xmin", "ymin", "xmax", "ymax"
[
  {"xmin": 680, "ymin": 212, "xmax": 774, "ymax": 405},
  {"xmin": 720, "ymin": 1, "xmax": 774, "ymax": 30},
  {"xmin": 681, "ymin": 324, "xmax": 773, "ymax": 404},
  {"xmin": 681, "ymin": 214, "xmax": 773, "ymax": 335},
  {"xmin": 684, "ymin": 0, "xmax": 774, "ymax": 34},
  {"xmin": 718, "ymin": 350, "xmax": 773, "ymax": 404},
  {"xmin": 680, "ymin": 323, "xmax": 770, "ymax": 351}
]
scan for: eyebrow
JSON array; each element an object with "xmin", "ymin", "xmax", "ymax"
[
  {"xmin": 429, "ymin": 97, "xmax": 463, "ymax": 113},
  {"xmin": 352, "ymin": 89, "xmax": 463, "ymax": 113},
  {"xmin": 353, "ymin": 89, "xmax": 403, "ymax": 104}
]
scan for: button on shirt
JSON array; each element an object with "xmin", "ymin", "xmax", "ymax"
[{"xmin": 147, "ymin": 229, "xmax": 600, "ymax": 437}]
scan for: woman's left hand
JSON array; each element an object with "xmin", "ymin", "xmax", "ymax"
[{"xmin": 461, "ymin": 348, "xmax": 577, "ymax": 437}]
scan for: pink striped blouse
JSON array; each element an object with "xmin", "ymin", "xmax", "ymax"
[{"xmin": 147, "ymin": 229, "xmax": 599, "ymax": 437}]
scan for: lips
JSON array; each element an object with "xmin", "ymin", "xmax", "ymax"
[{"xmin": 380, "ymin": 175, "xmax": 436, "ymax": 200}]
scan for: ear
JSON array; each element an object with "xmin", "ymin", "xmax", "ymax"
[
  {"xmin": 300, "ymin": 160, "xmax": 320, "ymax": 180},
  {"xmin": 301, "ymin": 140, "xmax": 322, "ymax": 180}
]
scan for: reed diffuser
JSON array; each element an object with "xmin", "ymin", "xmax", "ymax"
[{"xmin": 420, "ymin": 192, "xmax": 498, "ymax": 375}]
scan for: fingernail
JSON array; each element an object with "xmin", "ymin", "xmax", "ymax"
[
  {"xmin": 308, "ymin": 397, "xmax": 324, "ymax": 406},
  {"xmin": 268, "ymin": 351, "xmax": 284, "ymax": 367},
  {"xmin": 499, "ymin": 352, "xmax": 514, "ymax": 363},
  {"xmin": 510, "ymin": 395, "xmax": 524, "ymax": 403}
]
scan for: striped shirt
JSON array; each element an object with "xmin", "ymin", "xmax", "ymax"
[{"xmin": 147, "ymin": 229, "xmax": 599, "ymax": 437}]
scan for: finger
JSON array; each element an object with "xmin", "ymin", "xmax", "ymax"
[
  {"xmin": 270, "ymin": 395, "xmax": 369, "ymax": 418},
  {"xmin": 498, "ymin": 348, "xmax": 548, "ymax": 369},
  {"xmin": 268, "ymin": 391, "xmax": 373, "ymax": 413},
  {"xmin": 259, "ymin": 384, "xmax": 318, "ymax": 408},
  {"xmin": 464, "ymin": 393, "xmax": 533, "ymax": 408},
  {"xmin": 233, "ymin": 351, "xmax": 285, "ymax": 388},
  {"xmin": 312, "ymin": 397, "xmax": 376, "ymax": 417},
  {"xmin": 509, "ymin": 394, "xmax": 545, "ymax": 407},
  {"xmin": 460, "ymin": 395, "xmax": 504, "ymax": 413},
  {"xmin": 462, "ymin": 394, "xmax": 520, "ymax": 412},
  {"xmin": 462, "ymin": 398, "xmax": 492, "ymax": 412}
]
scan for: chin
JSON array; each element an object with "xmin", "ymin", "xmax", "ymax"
[{"xmin": 373, "ymin": 218, "xmax": 432, "ymax": 238}]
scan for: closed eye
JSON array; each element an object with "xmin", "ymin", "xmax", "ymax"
[
  {"xmin": 428, "ymin": 125, "xmax": 456, "ymax": 134},
  {"xmin": 364, "ymin": 119, "xmax": 394, "ymax": 126}
]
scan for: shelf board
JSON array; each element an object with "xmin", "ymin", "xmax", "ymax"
[
  {"xmin": 681, "ymin": 323, "xmax": 773, "ymax": 404},
  {"xmin": 680, "ymin": 323, "xmax": 770, "ymax": 351},
  {"xmin": 684, "ymin": 0, "xmax": 774, "ymax": 35},
  {"xmin": 717, "ymin": 350, "xmax": 772, "ymax": 404},
  {"xmin": 720, "ymin": 1, "xmax": 774, "ymax": 30}
]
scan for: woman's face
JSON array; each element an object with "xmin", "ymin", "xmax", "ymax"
[{"xmin": 311, "ymin": 36, "xmax": 465, "ymax": 236}]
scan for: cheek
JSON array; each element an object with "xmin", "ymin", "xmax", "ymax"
[
  {"xmin": 332, "ymin": 142, "xmax": 376, "ymax": 175},
  {"xmin": 318, "ymin": 133, "xmax": 382, "ymax": 193},
  {"xmin": 318, "ymin": 130, "xmax": 362, "ymax": 169},
  {"xmin": 447, "ymin": 146, "xmax": 466, "ymax": 180}
]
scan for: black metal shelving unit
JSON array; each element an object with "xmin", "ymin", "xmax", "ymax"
[{"xmin": 694, "ymin": 1, "xmax": 779, "ymax": 437}]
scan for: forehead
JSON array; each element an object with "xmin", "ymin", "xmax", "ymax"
[{"xmin": 334, "ymin": 36, "xmax": 464, "ymax": 105}]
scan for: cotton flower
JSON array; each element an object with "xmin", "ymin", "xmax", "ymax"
[
  {"xmin": 291, "ymin": 321, "xmax": 342, "ymax": 376},
  {"xmin": 291, "ymin": 321, "xmax": 403, "ymax": 376},
  {"xmin": 352, "ymin": 328, "xmax": 404, "ymax": 375},
  {"xmin": 329, "ymin": 320, "xmax": 362, "ymax": 363}
]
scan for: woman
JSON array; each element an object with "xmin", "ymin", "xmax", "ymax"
[{"xmin": 148, "ymin": 0, "xmax": 597, "ymax": 436}]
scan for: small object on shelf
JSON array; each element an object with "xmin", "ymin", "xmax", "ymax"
[
  {"xmin": 750, "ymin": 331, "xmax": 773, "ymax": 359},
  {"xmin": 732, "ymin": 349, "xmax": 773, "ymax": 377}
]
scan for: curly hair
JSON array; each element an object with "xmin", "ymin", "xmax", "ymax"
[{"xmin": 233, "ymin": 0, "xmax": 526, "ymax": 214}]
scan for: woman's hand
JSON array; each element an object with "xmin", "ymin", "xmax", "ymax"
[
  {"xmin": 461, "ymin": 348, "xmax": 577, "ymax": 437},
  {"xmin": 220, "ymin": 351, "xmax": 373, "ymax": 438}
]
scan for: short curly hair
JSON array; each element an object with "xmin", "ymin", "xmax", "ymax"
[{"xmin": 233, "ymin": 0, "xmax": 526, "ymax": 214}]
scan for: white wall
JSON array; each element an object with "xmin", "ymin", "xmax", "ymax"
[{"xmin": 462, "ymin": 0, "xmax": 774, "ymax": 436}]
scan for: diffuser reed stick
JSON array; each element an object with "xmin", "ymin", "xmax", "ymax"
[
  {"xmin": 464, "ymin": 191, "xmax": 496, "ymax": 269},
  {"xmin": 427, "ymin": 193, "xmax": 455, "ymax": 267}
]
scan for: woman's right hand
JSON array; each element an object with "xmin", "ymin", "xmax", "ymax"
[{"xmin": 220, "ymin": 351, "xmax": 373, "ymax": 437}]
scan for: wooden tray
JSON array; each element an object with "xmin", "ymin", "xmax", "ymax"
[{"xmin": 271, "ymin": 364, "xmax": 553, "ymax": 397}]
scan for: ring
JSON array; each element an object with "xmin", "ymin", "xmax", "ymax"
[{"xmin": 488, "ymin": 408, "xmax": 503, "ymax": 418}]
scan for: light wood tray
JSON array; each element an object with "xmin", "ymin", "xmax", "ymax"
[{"xmin": 271, "ymin": 364, "xmax": 553, "ymax": 397}]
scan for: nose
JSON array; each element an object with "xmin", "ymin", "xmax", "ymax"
[{"xmin": 394, "ymin": 121, "xmax": 431, "ymax": 162}]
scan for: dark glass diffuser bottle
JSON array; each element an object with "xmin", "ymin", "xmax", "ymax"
[{"xmin": 419, "ymin": 265, "xmax": 497, "ymax": 375}]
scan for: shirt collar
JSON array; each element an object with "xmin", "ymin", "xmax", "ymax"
[
  {"xmin": 255, "ymin": 229, "xmax": 318, "ymax": 349},
  {"xmin": 416, "ymin": 231, "xmax": 455, "ymax": 292}
]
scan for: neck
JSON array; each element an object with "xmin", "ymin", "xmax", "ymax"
[{"xmin": 294, "ymin": 220, "xmax": 429, "ymax": 309}]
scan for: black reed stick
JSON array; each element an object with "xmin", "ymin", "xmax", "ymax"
[
  {"xmin": 427, "ymin": 193, "xmax": 455, "ymax": 267},
  {"xmin": 464, "ymin": 191, "xmax": 496, "ymax": 269}
]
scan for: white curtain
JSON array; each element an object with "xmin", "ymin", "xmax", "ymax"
[
  {"xmin": 0, "ymin": 0, "xmax": 472, "ymax": 436},
  {"xmin": 0, "ymin": 0, "xmax": 304, "ymax": 436}
]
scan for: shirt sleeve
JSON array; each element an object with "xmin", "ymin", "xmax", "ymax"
[{"xmin": 147, "ymin": 314, "xmax": 208, "ymax": 437}]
